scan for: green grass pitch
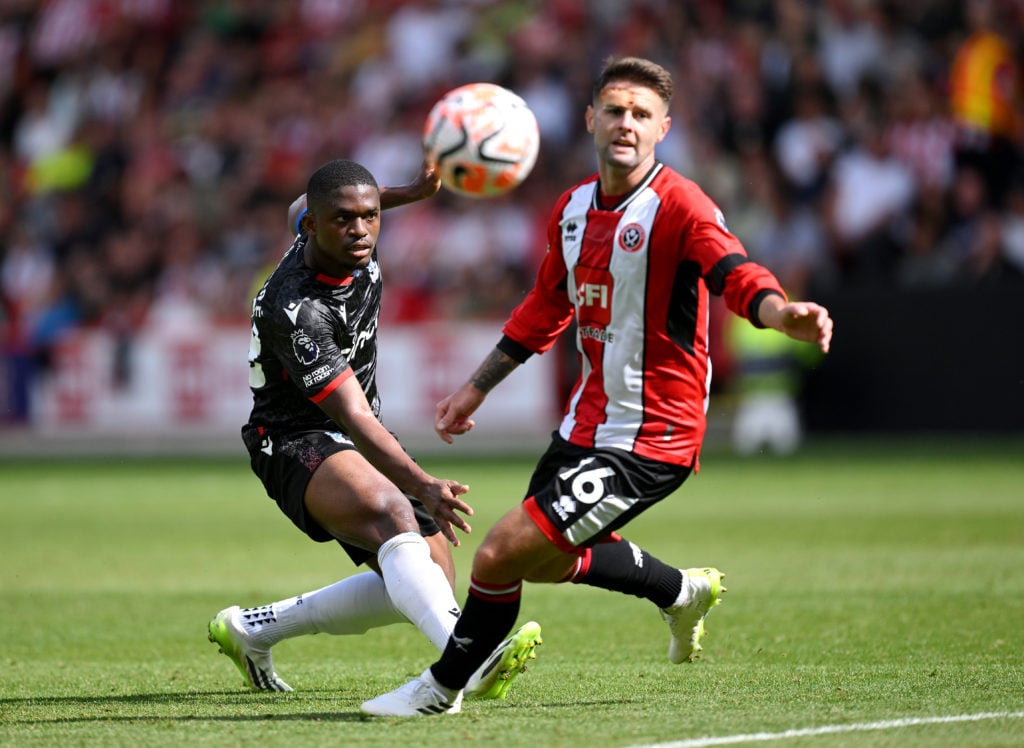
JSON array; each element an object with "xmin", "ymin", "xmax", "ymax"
[{"xmin": 1, "ymin": 438, "xmax": 1022, "ymax": 747}]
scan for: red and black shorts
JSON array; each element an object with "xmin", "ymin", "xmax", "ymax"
[
  {"xmin": 241, "ymin": 426, "xmax": 441, "ymax": 565},
  {"xmin": 523, "ymin": 433, "xmax": 692, "ymax": 553}
]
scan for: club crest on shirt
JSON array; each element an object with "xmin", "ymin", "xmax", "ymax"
[
  {"xmin": 291, "ymin": 330, "xmax": 319, "ymax": 365},
  {"xmin": 618, "ymin": 222, "xmax": 645, "ymax": 252}
]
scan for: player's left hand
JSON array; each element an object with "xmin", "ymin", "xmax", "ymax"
[
  {"xmin": 775, "ymin": 301, "xmax": 833, "ymax": 353},
  {"xmin": 421, "ymin": 478, "xmax": 473, "ymax": 545}
]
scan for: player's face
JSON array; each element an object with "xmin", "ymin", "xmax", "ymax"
[
  {"xmin": 586, "ymin": 82, "xmax": 670, "ymax": 180},
  {"xmin": 303, "ymin": 184, "xmax": 381, "ymax": 275}
]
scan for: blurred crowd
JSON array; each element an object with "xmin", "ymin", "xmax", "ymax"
[{"xmin": 1, "ymin": 0, "xmax": 1023, "ymax": 420}]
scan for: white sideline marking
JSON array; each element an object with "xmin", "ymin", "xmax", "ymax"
[{"xmin": 628, "ymin": 711, "xmax": 1024, "ymax": 748}]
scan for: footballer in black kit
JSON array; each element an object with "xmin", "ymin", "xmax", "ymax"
[
  {"xmin": 242, "ymin": 223, "xmax": 437, "ymax": 562},
  {"xmin": 210, "ymin": 159, "xmax": 523, "ymax": 701},
  {"xmin": 245, "ymin": 231, "xmax": 382, "ymax": 433}
]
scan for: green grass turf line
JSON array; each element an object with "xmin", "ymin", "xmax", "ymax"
[{"xmin": 1, "ymin": 439, "xmax": 1022, "ymax": 746}]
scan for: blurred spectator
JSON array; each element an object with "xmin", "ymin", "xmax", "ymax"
[
  {"xmin": 773, "ymin": 82, "xmax": 845, "ymax": 205},
  {"xmin": 938, "ymin": 163, "xmax": 1022, "ymax": 284},
  {"xmin": 949, "ymin": 0, "xmax": 1023, "ymax": 208},
  {"xmin": 887, "ymin": 69, "xmax": 956, "ymax": 194},
  {"xmin": 724, "ymin": 303, "xmax": 822, "ymax": 457},
  {"xmin": 896, "ymin": 190, "xmax": 960, "ymax": 288},
  {"xmin": 936, "ymin": 163, "xmax": 993, "ymax": 270},
  {"xmin": 817, "ymin": 0, "xmax": 888, "ymax": 101},
  {"xmin": 734, "ymin": 147, "xmax": 834, "ymax": 295},
  {"xmin": 1001, "ymin": 176, "xmax": 1024, "ymax": 274},
  {"xmin": 822, "ymin": 113, "xmax": 916, "ymax": 282}
]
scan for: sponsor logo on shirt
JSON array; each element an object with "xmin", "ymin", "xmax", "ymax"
[
  {"xmin": 340, "ymin": 314, "xmax": 378, "ymax": 360},
  {"xmin": 579, "ymin": 326, "xmax": 615, "ymax": 343},
  {"xmin": 302, "ymin": 364, "xmax": 333, "ymax": 388},
  {"xmin": 574, "ymin": 266, "xmax": 614, "ymax": 327}
]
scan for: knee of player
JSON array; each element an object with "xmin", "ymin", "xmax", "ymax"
[
  {"xmin": 362, "ymin": 492, "xmax": 420, "ymax": 538},
  {"xmin": 470, "ymin": 537, "xmax": 525, "ymax": 581}
]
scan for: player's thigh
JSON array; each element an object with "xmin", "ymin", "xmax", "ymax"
[{"xmin": 304, "ymin": 449, "xmax": 419, "ymax": 551}]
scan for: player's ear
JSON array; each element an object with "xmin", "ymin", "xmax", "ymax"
[
  {"xmin": 301, "ymin": 209, "xmax": 315, "ymax": 235},
  {"xmin": 585, "ymin": 105, "xmax": 595, "ymax": 133},
  {"xmin": 657, "ymin": 114, "xmax": 671, "ymax": 142}
]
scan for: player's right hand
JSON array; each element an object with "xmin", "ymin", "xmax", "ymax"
[
  {"xmin": 435, "ymin": 386, "xmax": 484, "ymax": 444},
  {"xmin": 410, "ymin": 156, "xmax": 442, "ymax": 201}
]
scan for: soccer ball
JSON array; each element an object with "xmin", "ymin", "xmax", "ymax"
[{"xmin": 423, "ymin": 82, "xmax": 540, "ymax": 198}]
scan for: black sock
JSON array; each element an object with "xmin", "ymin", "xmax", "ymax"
[
  {"xmin": 574, "ymin": 537, "xmax": 682, "ymax": 609},
  {"xmin": 430, "ymin": 577, "xmax": 522, "ymax": 690}
]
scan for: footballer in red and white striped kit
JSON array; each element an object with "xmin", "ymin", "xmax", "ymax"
[
  {"xmin": 363, "ymin": 56, "xmax": 833, "ymax": 717},
  {"xmin": 505, "ymin": 163, "xmax": 790, "ymax": 468}
]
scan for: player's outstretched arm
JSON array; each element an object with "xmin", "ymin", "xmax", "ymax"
[
  {"xmin": 287, "ymin": 194, "xmax": 308, "ymax": 235},
  {"xmin": 758, "ymin": 295, "xmax": 834, "ymax": 354},
  {"xmin": 379, "ymin": 157, "xmax": 441, "ymax": 209},
  {"xmin": 318, "ymin": 374, "xmax": 473, "ymax": 545}
]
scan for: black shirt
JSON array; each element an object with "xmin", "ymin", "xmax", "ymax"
[{"xmin": 244, "ymin": 233, "xmax": 383, "ymax": 436}]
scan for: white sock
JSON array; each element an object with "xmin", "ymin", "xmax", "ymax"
[
  {"xmin": 304, "ymin": 572, "xmax": 404, "ymax": 635},
  {"xmin": 377, "ymin": 532, "xmax": 461, "ymax": 651},
  {"xmin": 242, "ymin": 572, "xmax": 404, "ymax": 648}
]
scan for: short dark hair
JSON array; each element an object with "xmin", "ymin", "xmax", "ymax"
[
  {"xmin": 592, "ymin": 56, "xmax": 673, "ymax": 105},
  {"xmin": 306, "ymin": 159, "xmax": 378, "ymax": 209}
]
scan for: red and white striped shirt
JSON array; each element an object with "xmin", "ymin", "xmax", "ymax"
[{"xmin": 502, "ymin": 163, "xmax": 785, "ymax": 468}]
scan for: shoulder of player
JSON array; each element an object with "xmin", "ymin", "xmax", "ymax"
[
  {"xmin": 651, "ymin": 164, "xmax": 705, "ymax": 197},
  {"xmin": 255, "ymin": 281, "xmax": 333, "ymax": 330},
  {"xmin": 561, "ymin": 173, "xmax": 599, "ymax": 201},
  {"xmin": 652, "ymin": 166, "xmax": 722, "ymax": 219}
]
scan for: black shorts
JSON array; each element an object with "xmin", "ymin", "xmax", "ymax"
[
  {"xmin": 241, "ymin": 426, "xmax": 441, "ymax": 565},
  {"xmin": 522, "ymin": 433, "xmax": 691, "ymax": 552}
]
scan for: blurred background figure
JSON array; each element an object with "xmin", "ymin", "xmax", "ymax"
[
  {"xmin": 949, "ymin": 0, "xmax": 1023, "ymax": 210},
  {"xmin": 724, "ymin": 307, "xmax": 822, "ymax": 458}
]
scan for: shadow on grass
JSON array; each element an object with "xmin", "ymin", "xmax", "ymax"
[
  {"xmin": 0, "ymin": 690, "xmax": 374, "ymax": 724},
  {"xmin": 0, "ymin": 690, "xmax": 629, "ymax": 725}
]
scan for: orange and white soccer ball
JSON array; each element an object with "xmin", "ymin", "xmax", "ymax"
[{"xmin": 423, "ymin": 82, "xmax": 540, "ymax": 198}]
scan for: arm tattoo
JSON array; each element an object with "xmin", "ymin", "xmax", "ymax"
[{"xmin": 470, "ymin": 349, "xmax": 519, "ymax": 394}]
